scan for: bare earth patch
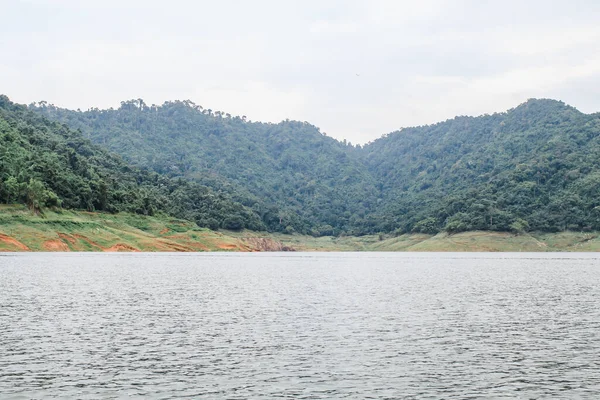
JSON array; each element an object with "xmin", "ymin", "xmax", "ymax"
[
  {"xmin": 43, "ymin": 239, "xmax": 70, "ymax": 251},
  {"xmin": 0, "ymin": 233, "xmax": 29, "ymax": 251},
  {"xmin": 244, "ymin": 237, "xmax": 295, "ymax": 251},
  {"xmin": 104, "ymin": 243, "xmax": 140, "ymax": 252},
  {"xmin": 218, "ymin": 243, "xmax": 239, "ymax": 250}
]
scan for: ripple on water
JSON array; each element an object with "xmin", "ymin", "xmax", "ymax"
[{"xmin": 1, "ymin": 252, "xmax": 600, "ymax": 398}]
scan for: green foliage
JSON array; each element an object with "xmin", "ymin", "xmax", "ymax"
[
  {"xmin": 30, "ymin": 99, "xmax": 379, "ymax": 234},
  {"xmin": 363, "ymin": 99, "xmax": 600, "ymax": 234},
  {"xmin": 510, "ymin": 218, "xmax": 530, "ymax": 234},
  {"xmin": 444, "ymin": 213, "xmax": 471, "ymax": 233},
  {"xmin": 222, "ymin": 216, "xmax": 244, "ymax": 231},
  {"xmin": 412, "ymin": 217, "xmax": 439, "ymax": 234},
  {"xmin": 2, "ymin": 176, "xmax": 20, "ymax": 204},
  {"xmin": 0, "ymin": 96, "xmax": 264, "ymax": 229},
  {"xmin": 26, "ymin": 96, "xmax": 600, "ymax": 235},
  {"xmin": 25, "ymin": 179, "xmax": 45, "ymax": 213}
]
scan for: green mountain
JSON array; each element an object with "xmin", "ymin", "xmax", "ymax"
[
  {"xmin": 364, "ymin": 99, "xmax": 600, "ymax": 233},
  {"xmin": 31, "ymin": 99, "xmax": 379, "ymax": 235},
  {"xmin": 28, "ymin": 97, "xmax": 600, "ymax": 235},
  {"xmin": 0, "ymin": 95, "xmax": 265, "ymax": 230}
]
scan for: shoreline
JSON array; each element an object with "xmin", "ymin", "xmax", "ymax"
[{"xmin": 1, "ymin": 206, "xmax": 600, "ymax": 252}]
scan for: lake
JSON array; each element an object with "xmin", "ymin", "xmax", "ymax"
[{"xmin": 1, "ymin": 252, "xmax": 600, "ymax": 398}]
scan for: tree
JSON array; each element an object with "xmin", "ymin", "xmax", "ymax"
[
  {"xmin": 3, "ymin": 176, "xmax": 19, "ymax": 204},
  {"xmin": 26, "ymin": 178, "xmax": 45, "ymax": 214},
  {"xmin": 222, "ymin": 216, "xmax": 244, "ymax": 230}
]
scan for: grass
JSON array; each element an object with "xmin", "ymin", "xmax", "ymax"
[
  {"xmin": 0, "ymin": 205, "xmax": 248, "ymax": 252},
  {"xmin": 226, "ymin": 229, "xmax": 600, "ymax": 252},
  {"xmin": 1, "ymin": 204, "xmax": 600, "ymax": 252}
]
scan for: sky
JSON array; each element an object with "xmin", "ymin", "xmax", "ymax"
[{"xmin": 2, "ymin": 0, "xmax": 600, "ymax": 144}]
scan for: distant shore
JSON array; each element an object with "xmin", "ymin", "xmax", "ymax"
[{"xmin": 1, "ymin": 205, "xmax": 599, "ymax": 252}]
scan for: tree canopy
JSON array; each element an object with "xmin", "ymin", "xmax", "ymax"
[
  {"xmin": 0, "ymin": 96, "xmax": 264, "ymax": 231},
  {"xmin": 26, "ymin": 96, "xmax": 600, "ymax": 235}
]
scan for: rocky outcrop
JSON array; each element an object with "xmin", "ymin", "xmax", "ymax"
[{"xmin": 243, "ymin": 237, "xmax": 295, "ymax": 252}]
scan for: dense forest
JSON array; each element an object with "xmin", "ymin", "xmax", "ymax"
[
  {"xmin": 364, "ymin": 99, "xmax": 600, "ymax": 233},
  {"xmin": 22, "ymin": 96, "xmax": 600, "ymax": 235},
  {"xmin": 0, "ymin": 96, "xmax": 266, "ymax": 231},
  {"xmin": 30, "ymin": 99, "xmax": 380, "ymax": 235}
]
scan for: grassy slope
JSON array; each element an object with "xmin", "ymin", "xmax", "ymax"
[
  {"xmin": 265, "ymin": 231, "xmax": 600, "ymax": 252},
  {"xmin": 0, "ymin": 205, "xmax": 252, "ymax": 252},
  {"xmin": 1, "ymin": 205, "xmax": 600, "ymax": 252}
]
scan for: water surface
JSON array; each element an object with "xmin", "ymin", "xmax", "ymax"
[{"xmin": 1, "ymin": 252, "xmax": 600, "ymax": 398}]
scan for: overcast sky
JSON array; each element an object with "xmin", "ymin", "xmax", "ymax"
[{"xmin": 2, "ymin": 0, "xmax": 600, "ymax": 144}]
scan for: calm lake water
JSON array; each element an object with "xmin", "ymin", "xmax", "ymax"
[{"xmin": 1, "ymin": 252, "xmax": 600, "ymax": 399}]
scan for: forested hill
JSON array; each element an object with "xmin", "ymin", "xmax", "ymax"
[
  {"xmin": 0, "ymin": 96, "xmax": 266, "ymax": 231},
  {"xmin": 30, "ymin": 99, "xmax": 380, "ymax": 235},
  {"xmin": 363, "ymin": 99, "xmax": 600, "ymax": 233},
  {"xmin": 29, "ymin": 97, "xmax": 600, "ymax": 235}
]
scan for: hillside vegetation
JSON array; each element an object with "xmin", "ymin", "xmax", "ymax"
[
  {"xmin": 0, "ymin": 96, "xmax": 265, "ymax": 231},
  {"xmin": 31, "ymin": 98, "xmax": 600, "ymax": 236},
  {"xmin": 364, "ymin": 99, "xmax": 600, "ymax": 234},
  {"xmin": 31, "ymin": 99, "xmax": 379, "ymax": 235}
]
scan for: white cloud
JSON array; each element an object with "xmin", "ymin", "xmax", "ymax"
[
  {"xmin": 496, "ymin": 26, "xmax": 600, "ymax": 56},
  {"xmin": 468, "ymin": 60, "xmax": 600, "ymax": 95},
  {"xmin": 309, "ymin": 20, "xmax": 358, "ymax": 34}
]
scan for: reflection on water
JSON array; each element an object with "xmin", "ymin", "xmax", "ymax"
[{"xmin": 1, "ymin": 252, "xmax": 600, "ymax": 398}]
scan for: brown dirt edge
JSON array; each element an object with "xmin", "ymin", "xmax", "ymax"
[
  {"xmin": 104, "ymin": 243, "xmax": 140, "ymax": 252},
  {"xmin": 0, "ymin": 233, "xmax": 29, "ymax": 251},
  {"xmin": 43, "ymin": 239, "xmax": 70, "ymax": 251}
]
